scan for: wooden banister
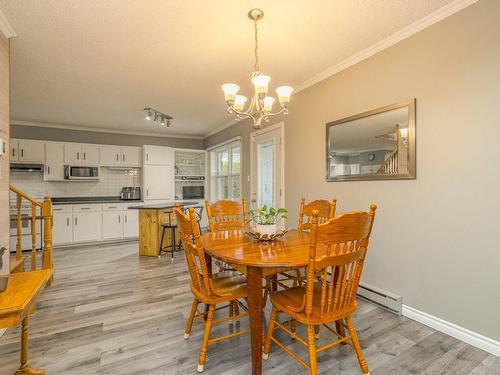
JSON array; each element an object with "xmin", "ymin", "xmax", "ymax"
[{"xmin": 9, "ymin": 185, "xmax": 53, "ymax": 279}]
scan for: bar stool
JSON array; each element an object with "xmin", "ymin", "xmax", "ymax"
[{"xmin": 159, "ymin": 210, "xmax": 181, "ymax": 262}]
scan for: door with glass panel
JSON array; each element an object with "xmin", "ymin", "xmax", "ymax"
[
  {"xmin": 250, "ymin": 124, "xmax": 283, "ymax": 210},
  {"xmin": 209, "ymin": 141, "xmax": 241, "ymax": 201}
]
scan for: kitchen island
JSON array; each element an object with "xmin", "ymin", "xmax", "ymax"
[{"xmin": 129, "ymin": 201, "xmax": 197, "ymax": 257}]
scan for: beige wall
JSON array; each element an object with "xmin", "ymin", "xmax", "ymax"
[
  {"xmin": 205, "ymin": 0, "xmax": 500, "ymax": 341},
  {"xmin": 0, "ymin": 32, "xmax": 9, "ymax": 274}
]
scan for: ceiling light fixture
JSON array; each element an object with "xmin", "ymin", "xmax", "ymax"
[
  {"xmin": 144, "ymin": 107, "xmax": 173, "ymax": 127},
  {"xmin": 221, "ymin": 9, "xmax": 293, "ymax": 129}
]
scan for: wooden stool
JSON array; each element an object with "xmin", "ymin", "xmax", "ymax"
[{"xmin": 159, "ymin": 211, "xmax": 181, "ymax": 262}]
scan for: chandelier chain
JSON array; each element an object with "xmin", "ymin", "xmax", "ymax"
[{"xmin": 254, "ymin": 18, "xmax": 259, "ymax": 72}]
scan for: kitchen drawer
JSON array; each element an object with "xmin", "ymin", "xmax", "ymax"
[
  {"xmin": 52, "ymin": 205, "xmax": 73, "ymax": 213},
  {"xmin": 73, "ymin": 204, "xmax": 101, "ymax": 212},
  {"xmin": 102, "ymin": 204, "xmax": 124, "ymax": 211}
]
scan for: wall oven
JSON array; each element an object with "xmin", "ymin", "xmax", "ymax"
[{"xmin": 64, "ymin": 165, "xmax": 99, "ymax": 180}]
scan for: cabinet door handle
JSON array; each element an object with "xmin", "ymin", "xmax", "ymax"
[
  {"xmin": 116, "ymin": 153, "xmax": 119, "ymax": 161},
  {"xmin": 75, "ymin": 217, "xmax": 78, "ymax": 226},
  {"xmin": 47, "ymin": 166, "xmax": 50, "ymax": 175},
  {"xmin": 146, "ymin": 153, "xmax": 149, "ymax": 161},
  {"xmin": 83, "ymin": 152, "xmax": 86, "ymax": 160},
  {"xmin": 77, "ymin": 152, "xmax": 80, "ymax": 160},
  {"xmin": 146, "ymin": 189, "xmax": 149, "ymax": 197},
  {"xmin": 66, "ymin": 218, "xmax": 70, "ymax": 226},
  {"xmin": 118, "ymin": 215, "xmax": 121, "ymax": 223},
  {"xmin": 81, "ymin": 207, "xmax": 90, "ymax": 210},
  {"xmin": 125, "ymin": 214, "xmax": 127, "ymax": 223},
  {"xmin": 12, "ymin": 148, "xmax": 15, "ymax": 157},
  {"xmin": 21, "ymin": 149, "xmax": 24, "ymax": 158},
  {"xmin": 108, "ymin": 206, "xmax": 117, "ymax": 209},
  {"xmin": 122, "ymin": 154, "xmax": 125, "ymax": 162}
]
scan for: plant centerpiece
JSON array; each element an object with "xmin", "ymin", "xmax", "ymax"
[{"xmin": 249, "ymin": 205, "xmax": 287, "ymax": 236}]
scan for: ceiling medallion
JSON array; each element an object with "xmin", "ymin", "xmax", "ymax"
[{"xmin": 221, "ymin": 9, "xmax": 293, "ymax": 129}]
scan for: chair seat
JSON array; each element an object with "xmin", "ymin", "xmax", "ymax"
[
  {"xmin": 270, "ymin": 283, "xmax": 357, "ymax": 324},
  {"xmin": 210, "ymin": 271, "xmax": 248, "ymax": 299},
  {"xmin": 162, "ymin": 223, "xmax": 177, "ymax": 228}
]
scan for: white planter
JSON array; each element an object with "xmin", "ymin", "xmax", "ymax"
[{"xmin": 255, "ymin": 223, "xmax": 277, "ymax": 236}]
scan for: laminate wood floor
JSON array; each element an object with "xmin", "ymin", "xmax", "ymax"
[{"xmin": 0, "ymin": 242, "xmax": 498, "ymax": 374}]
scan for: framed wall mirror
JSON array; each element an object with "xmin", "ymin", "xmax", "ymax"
[{"xmin": 326, "ymin": 99, "xmax": 416, "ymax": 181}]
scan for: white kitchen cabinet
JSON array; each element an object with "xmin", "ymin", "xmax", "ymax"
[
  {"xmin": 10, "ymin": 139, "xmax": 45, "ymax": 163},
  {"xmin": 123, "ymin": 210, "xmax": 139, "ymax": 238},
  {"xmin": 143, "ymin": 145, "xmax": 173, "ymax": 165},
  {"xmin": 73, "ymin": 205, "xmax": 101, "ymax": 243},
  {"xmin": 81, "ymin": 144, "xmax": 99, "ymax": 166},
  {"xmin": 100, "ymin": 145, "xmax": 141, "ymax": 167},
  {"xmin": 143, "ymin": 165, "xmax": 174, "ymax": 200},
  {"xmin": 52, "ymin": 207, "xmax": 73, "ymax": 245},
  {"xmin": 99, "ymin": 145, "xmax": 121, "ymax": 166},
  {"xmin": 64, "ymin": 143, "xmax": 99, "ymax": 166},
  {"xmin": 121, "ymin": 146, "xmax": 141, "ymax": 166},
  {"xmin": 102, "ymin": 211, "xmax": 123, "ymax": 240},
  {"xmin": 44, "ymin": 142, "xmax": 65, "ymax": 180}
]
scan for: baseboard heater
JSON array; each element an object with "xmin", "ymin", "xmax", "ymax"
[{"xmin": 357, "ymin": 282, "xmax": 402, "ymax": 315}]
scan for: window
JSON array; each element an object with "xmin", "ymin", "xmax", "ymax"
[{"xmin": 210, "ymin": 140, "xmax": 241, "ymax": 201}]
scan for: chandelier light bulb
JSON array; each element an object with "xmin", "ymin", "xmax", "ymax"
[
  {"xmin": 275, "ymin": 86, "xmax": 294, "ymax": 106},
  {"xmin": 161, "ymin": 117, "xmax": 167, "ymax": 126},
  {"xmin": 263, "ymin": 96, "xmax": 275, "ymax": 112},
  {"xmin": 146, "ymin": 110, "xmax": 152, "ymax": 121},
  {"xmin": 221, "ymin": 83, "xmax": 240, "ymax": 102},
  {"xmin": 251, "ymin": 74, "xmax": 270, "ymax": 96},
  {"xmin": 233, "ymin": 95, "xmax": 248, "ymax": 111}
]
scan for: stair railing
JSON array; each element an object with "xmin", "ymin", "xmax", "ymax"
[{"xmin": 9, "ymin": 185, "xmax": 53, "ymax": 274}]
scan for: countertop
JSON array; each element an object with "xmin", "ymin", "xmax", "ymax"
[
  {"xmin": 128, "ymin": 201, "xmax": 199, "ymax": 210},
  {"xmin": 51, "ymin": 196, "xmax": 143, "ymax": 205}
]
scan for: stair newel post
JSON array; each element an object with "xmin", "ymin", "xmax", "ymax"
[{"xmin": 42, "ymin": 197, "xmax": 53, "ymax": 281}]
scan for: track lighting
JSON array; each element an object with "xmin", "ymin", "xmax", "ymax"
[{"xmin": 144, "ymin": 107, "xmax": 173, "ymax": 127}]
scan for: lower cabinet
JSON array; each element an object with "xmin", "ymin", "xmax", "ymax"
[
  {"xmin": 123, "ymin": 210, "xmax": 139, "ymax": 238},
  {"xmin": 102, "ymin": 211, "xmax": 123, "ymax": 240},
  {"xmin": 73, "ymin": 209, "xmax": 101, "ymax": 243},
  {"xmin": 52, "ymin": 203, "xmax": 139, "ymax": 246}
]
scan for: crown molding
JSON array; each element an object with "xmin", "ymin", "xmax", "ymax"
[
  {"xmin": 11, "ymin": 120, "xmax": 204, "ymax": 140},
  {"xmin": 294, "ymin": 0, "xmax": 479, "ymax": 93},
  {"xmin": 204, "ymin": 0, "xmax": 479, "ymax": 137},
  {"xmin": 0, "ymin": 9, "xmax": 16, "ymax": 38}
]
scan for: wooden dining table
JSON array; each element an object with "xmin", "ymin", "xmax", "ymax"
[{"xmin": 199, "ymin": 228, "xmax": 313, "ymax": 375}]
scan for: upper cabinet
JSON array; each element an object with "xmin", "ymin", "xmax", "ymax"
[
  {"xmin": 100, "ymin": 145, "xmax": 141, "ymax": 167},
  {"xmin": 10, "ymin": 139, "xmax": 45, "ymax": 163},
  {"xmin": 44, "ymin": 142, "xmax": 65, "ymax": 180},
  {"xmin": 64, "ymin": 143, "xmax": 99, "ymax": 166},
  {"xmin": 143, "ymin": 145, "xmax": 173, "ymax": 165}
]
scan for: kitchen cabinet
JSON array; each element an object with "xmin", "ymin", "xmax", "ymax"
[
  {"xmin": 143, "ymin": 165, "xmax": 174, "ymax": 200},
  {"xmin": 44, "ymin": 142, "xmax": 65, "ymax": 180},
  {"xmin": 64, "ymin": 143, "xmax": 99, "ymax": 166},
  {"xmin": 143, "ymin": 145, "xmax": 173, "ymax": 165},
  {"xmin": 102, "ymin": 210, "xmax": 123, "ymax": 240},
  {"xmin": 73, "ymin": 205, "xmax": 101, "ymax": 243},
  {"xmin": 52, "ymin": 207, "xmax": 73, "ymax": 245},
  {"xmin": 121, "ymin": 146, "xmax": 141, "ymax": 166},
  {"xmin": 10, "ymin": 139, "xmax": 45, "ymax": 163},
  {"xmin": 123, "ymin": 210, "xmax": 139, "ymax": 238},
  {"xmin": 100, "ymin": 145, "xmax": 141, "ymax": 167}
]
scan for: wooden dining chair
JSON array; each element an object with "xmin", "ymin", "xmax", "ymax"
[
  {"xmin": 263, "ymin": 204, "xmax": 377, "ymax": 375},
  {"xmin": 175, "ymin": 206, "xmax": 250, "ymax": 373},
  {"xmin": 205, "ymin": 198, "xmax": 248, "ymax": 273},
  {"xmin": 298, "ymin": 198, "xmax": 337, "ymax": 231}
]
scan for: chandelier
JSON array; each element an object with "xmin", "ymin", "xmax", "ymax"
[{"xmin": 221, "ymin": 9, "xmax": 293, "ymax": 129}]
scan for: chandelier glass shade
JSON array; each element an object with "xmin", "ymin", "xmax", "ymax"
[{"xmin": 221, "ymin": 9, "xmax": 293, "ymax": 129}]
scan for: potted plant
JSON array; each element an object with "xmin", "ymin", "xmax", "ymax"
[{"xmin": 249, "ymin": 205, "xmax": 288, "ymax": 236}]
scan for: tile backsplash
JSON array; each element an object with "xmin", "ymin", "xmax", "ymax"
[{"xmin": 11, "ymin": 168, "xmax": 142, "ymax": 198}]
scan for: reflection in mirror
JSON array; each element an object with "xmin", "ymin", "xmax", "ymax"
[{"xmin": 326, "ymin": 100, "xmax": 415, "ymax": 181}]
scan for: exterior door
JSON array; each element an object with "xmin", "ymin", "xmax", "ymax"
[{"xmin": 250, "ymin": 123, "xmax": 284, "ymax": 211}]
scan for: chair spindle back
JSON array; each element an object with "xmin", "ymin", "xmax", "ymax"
[
  {"xmin": 304, "ymin": 204, "xmax": 377, "ymax": 318},
  {"xmin": 205, "ymin": 198, "xmax": 248, "ymax": 232},
  {"xmin": 298, "ymin": 198, "xmax": 337, "ymax": 231}
]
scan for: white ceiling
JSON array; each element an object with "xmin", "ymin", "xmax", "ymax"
[{"xmin": 0, "ymin": 0, "xmax": 459, "ymax": 137}]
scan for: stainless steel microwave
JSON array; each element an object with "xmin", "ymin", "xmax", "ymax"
[{"xmin": 64, "ymin": 165, "xmax": 99, "ymax": 180}]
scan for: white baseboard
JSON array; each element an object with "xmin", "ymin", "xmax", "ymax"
[{"xmin": 402, "ymin": 304, "xmax": 500, "ymax": 357}]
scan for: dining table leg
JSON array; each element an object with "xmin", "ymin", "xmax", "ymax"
[{"xmin": 246, "ymin": 266, "xmax": 264, "ymax": 375}]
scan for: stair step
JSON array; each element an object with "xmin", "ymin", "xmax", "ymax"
[{"xmin": 9, "ymin": 255, "xmax": 26, "ymax": 273}]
